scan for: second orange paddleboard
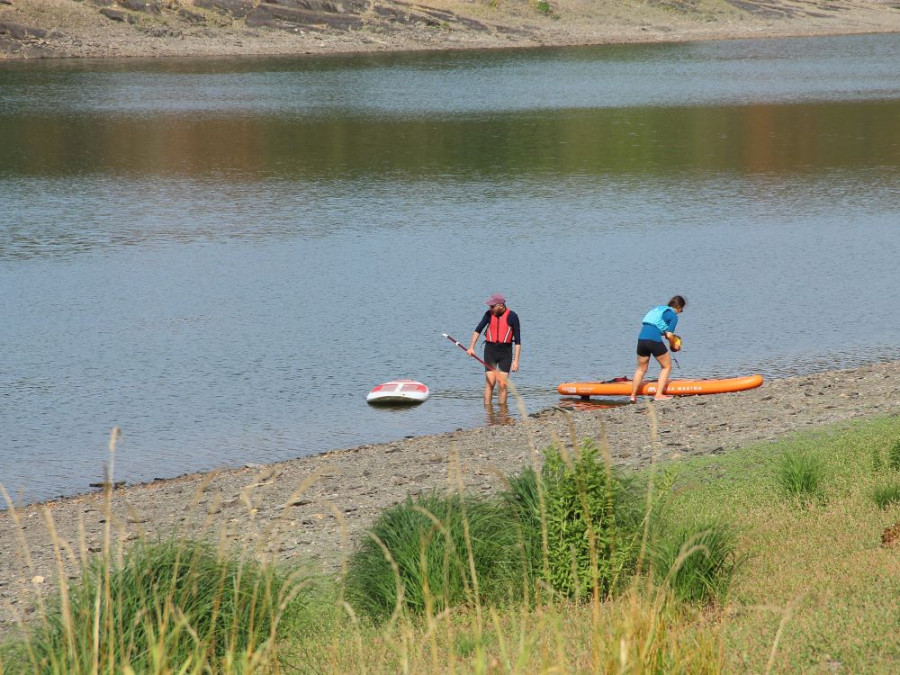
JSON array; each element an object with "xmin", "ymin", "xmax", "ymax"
[{"xmin": 557, "ymin": 374, "xmax": 763, "ymax": 398}]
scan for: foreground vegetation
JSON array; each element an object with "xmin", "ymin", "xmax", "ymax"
[{"xmin": 2, "ymin": 413, "xmax": 899, "ymax": 673}]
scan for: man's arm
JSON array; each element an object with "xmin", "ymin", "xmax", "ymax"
[
  {"xmin": 511, "ymin": 312, "xmax": 521, "ymax": 371},
  {"xmin": 468, "ymin": 312, "xmax": 490, "ymax": 354},
  {"xmin": 467, "ymin": 331, "xmax": 481, "ymax": 355}
]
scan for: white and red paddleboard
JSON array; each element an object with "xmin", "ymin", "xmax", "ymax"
[{"xmin": 366, "ymin": 379, "xmax": 430, "ymax": 405}]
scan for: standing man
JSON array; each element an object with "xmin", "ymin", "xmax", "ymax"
[
  {"xmin": 630, "ymin": 295, "xmax": 686, "ymax": 402},
  {"xmin": 467, "ymin": 293, "xmax": 521, "ymax": 405}
]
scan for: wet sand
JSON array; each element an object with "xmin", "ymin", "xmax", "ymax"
[{"xmin": 2, "ymin": 361, "xmax": 898, "ymax": 638}]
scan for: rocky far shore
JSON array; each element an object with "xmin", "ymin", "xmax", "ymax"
[
  {"xmin": 1, "ymin": 361, "xmax": 898, "ymax": 638},
  {"xmin": 1, "ymin": 0, "xmax": 900, "ymax": 60}
]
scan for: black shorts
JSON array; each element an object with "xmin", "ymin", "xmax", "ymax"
[
  {"xmin": 637, "ymin": 339, "xmax": 667, "ymax": 358},
  {"xmin": 484, "ymin": 342, "xmax": 513, "ymax": 372}
]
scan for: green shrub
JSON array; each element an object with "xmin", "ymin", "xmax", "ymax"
[
  {"xmin": 22, "ymin": 538, "xmax": 306, "ymax": 673},
  {"xmin": 888, "ymin": 439, "xmax": 900, "ymax": 471},
  {"xmin": 871, "ymin": 482, "xmax": 900, "ymax": 509},
  {"xmin": 345, "ymin": 491, "xmax": 524, "ymax": 621},
  {"xmin": 508, "ymin": 442, "xmax": 642, "ymax": 601},
  {"xmin": 651, "ymin": 521, "xmax": 744, "ymax": 606},
  {"xmin": 777, "ymin": 450, "xmax": 825, "ymax": 503},
  {"xmin": 503, "ymin": 465, "xmax": 545, "ymax": 584}
]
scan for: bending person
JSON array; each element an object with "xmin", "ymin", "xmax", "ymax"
[
  {"xmin": 630, "ymin": 295, "xmax": 686, "ymax": 402},
  {"xmin": 467, "ymin": 293, "xmax": 521, "ymax": 405}
]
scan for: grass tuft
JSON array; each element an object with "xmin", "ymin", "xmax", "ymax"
[
  {"xmin": 19, "ymin": 538, "xmax": 308, "ymax": 673},
  {"xmin": 344, "ymin": 491, "xmax": 524, "ymax": 622},
  {"xmin": 888, "ymin": 439, "xmax": 900, "ymax": 470},
  {"xmin": 650, "ymin": 521, "xmax": 744, "ymax": 606},
  {"xmin": 871, "ymin": 443, "xmax": 884, "ymax": 470},
  {"xmin": 777, "ymin": 450, "xmax": 825, "ymax": 504},
  {"xmin": 871, "ymin": 482, "xmax": 900, "ymax": 509}
]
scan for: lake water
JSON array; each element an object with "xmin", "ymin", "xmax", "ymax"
[{"xmin": 1, "ymin": 34, "xmax": 898, "ymax": 506}]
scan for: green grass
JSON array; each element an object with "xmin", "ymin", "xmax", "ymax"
[
  {"xmin": 328, "ymin": 415, "xmax": 900, "ymax": 672},
  {"xmin": 9, "ymin": 538, "xmax": 311, "ymax": 673},
  {"xmin": 534, "ymin": 0, "xmax": 553, "ymax": 16},
  {"xmin": 5, "ymin": 414, "xmax": 900, "ymax": 673},
  {"xmin": 657, "ymin": 415, "xmax": 900, "ymax": 672}
]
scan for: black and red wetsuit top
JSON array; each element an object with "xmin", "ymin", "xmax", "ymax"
[{"xmin": 474, "ymin": 309, "xmax": 521, "ymax": 345}]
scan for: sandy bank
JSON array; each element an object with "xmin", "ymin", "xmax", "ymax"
[
  {"xmin": 2, "ymin": 0, "xmax": 900, "ymax": 61},
  {"xmin": 1, "ymin": 360, "xmax": 898, "ymax": 637}
]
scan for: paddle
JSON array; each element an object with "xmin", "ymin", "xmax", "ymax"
[
  {"xmin": 442, "ymin": 333, "xmax": 499, "ymax": 372},
  {"xmin": 668, "ymin": 334, "xmax": 682, "ymax": 370}
]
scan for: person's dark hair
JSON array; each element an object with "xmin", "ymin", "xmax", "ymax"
[{"xmin": 668, "ymin": 295, "xmax": 687, "ymax": 310}]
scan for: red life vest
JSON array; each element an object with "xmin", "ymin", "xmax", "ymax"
[{"xmin": 486, "ymin": 309, "xmax": 513, "ymax": 344}]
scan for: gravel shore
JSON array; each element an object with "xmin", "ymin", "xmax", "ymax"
[
  {"xmin": 2, "ymin": 0, "xmax": 900, "ymax": 60},
  {"xmin": 2, "ymin": 361, "xmax": 898, "ymax": 638}
]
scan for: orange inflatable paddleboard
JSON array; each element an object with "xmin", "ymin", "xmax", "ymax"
[{"xmin": 557, "ymin": 374, "xmax": 763, "ymax": 398}]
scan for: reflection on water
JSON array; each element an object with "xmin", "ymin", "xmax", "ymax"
[
  {"xmin": 1, "ymin": 101, "xmax": 898, "ymax": 181},
  {"xmin": 554, "ymin": 400, "xmax": 633, "ymax": 413},
  {"xmin": 485, "ymin": 403, "xmax": 515, "ymax": 427},
  {"xmin": 1, "ymin": 34, "xmax": 898, "ymax": 506}
]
